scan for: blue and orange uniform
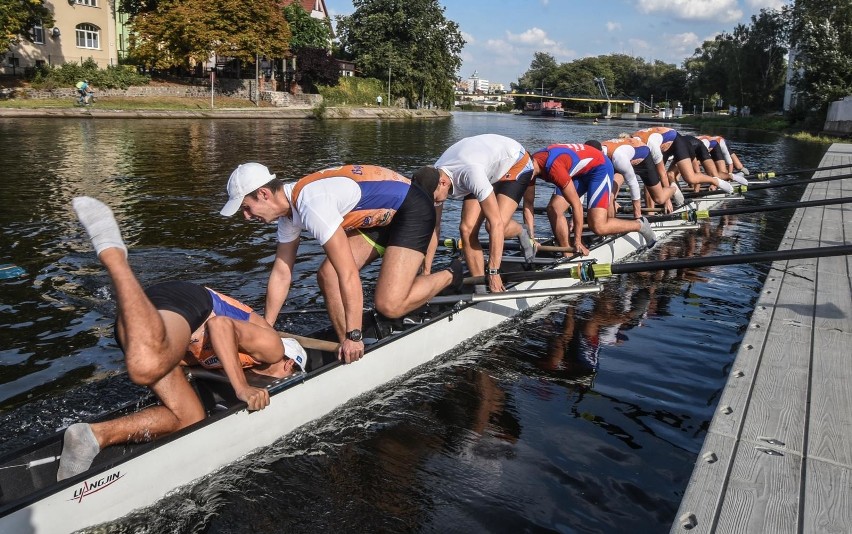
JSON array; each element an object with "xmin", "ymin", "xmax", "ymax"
[{"xmin": 279, "ymin": 164, "xmax": 435, "ymax": 255}]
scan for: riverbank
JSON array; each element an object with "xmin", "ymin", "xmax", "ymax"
[{"xmin": 0, "ymin": 102, "xmax": 449, "ymax": 119}]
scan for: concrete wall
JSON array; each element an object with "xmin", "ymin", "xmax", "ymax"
[{"xmin": 823, "ymin": 96, "xmax": 852, "ymax": 136}]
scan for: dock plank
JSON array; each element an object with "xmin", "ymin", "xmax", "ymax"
[{"xmin": 673, "ymin": 144, "xmax": 852, "ymax": 533}]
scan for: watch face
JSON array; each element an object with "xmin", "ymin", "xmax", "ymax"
[{"xmin": 347, "ymin": 329, "xmax": 363, "ymax": 341}]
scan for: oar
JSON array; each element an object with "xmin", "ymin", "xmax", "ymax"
[
  {"xmin": 278, "ymin": 331, "xmax": 339, "ymax": 352},
  {"xmin": 462, "ymin": 244, "xmax": 852, "ymax": 285},
  {"xmin": 755, "ymin": 162, "xmax": 852, "ymax": 179},
  {"xmin": 744, "ymin": 171, "xmax": 852, "ymax": 191},
  {"xmin": 428, "ymin": 284, "xmax": 602, "ymax": 305},
  {"xmin": 628, "ymin": 196, "xmax": 852, "ymax": 223}
]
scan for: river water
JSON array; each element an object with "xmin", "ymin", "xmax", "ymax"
[{"xmin": 0, "ymin": 113, "xmax": 824, "ymax": 532}]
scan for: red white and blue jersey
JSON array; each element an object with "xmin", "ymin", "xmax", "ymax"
[
  {"xmin": 278, "ymin": 165, "xmax": 412, "ymax": 245},
  {"xmin": 532, "ymin": 143, "xmax": 607, "ymax": 189},
  {"xmin": 532, "ymin": 143, "xmax": 613, "ymax": 210}
]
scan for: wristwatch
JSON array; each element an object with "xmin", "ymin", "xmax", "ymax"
[{"xmin": 345, "ymin": 329, "xmax": 363, "ymax": 342}]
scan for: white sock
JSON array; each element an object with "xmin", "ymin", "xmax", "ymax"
[
  {"xmin": 715, "ymin": 177, "xmax": 734, "ymax": 193},
  {"xmin": 72, "ymin": 197, "xmax": 127, "ymax": 257},
  {"xmin": 730, "ymin": 172, "xmax": 749, "ymax": 185},
  {"xmin": 57, "ymin": 423, "xmax": 101, "ymax": 481}
]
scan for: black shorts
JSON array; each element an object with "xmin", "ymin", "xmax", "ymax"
[
  {"xmin": 635, "ymin": 154, "xmax": 660, "ymax": 187},
  {"xmin": 360, "ymin": 185, "xmax": 435, "ymax": 254},
  {"xmin": 662, "ymin": 134, "xmax": 693, "ymax": 163},
  {"xmin": 709, "ymin": 147, "xmax": 726, "ymax": 162},
  {"xmin": 681, "ymin": 135, "xmax": 712, "ymax": 162},
  {"xmin": 463, "ymin": 168, "xmax": 533, "ymax": 204},
  {"xmin": 144, "ymin": 281, "xmax": 213, "ymax": 332},
  {"xmin": 114, "ymin": 281, "xmax": 213, "ymax": 350}
]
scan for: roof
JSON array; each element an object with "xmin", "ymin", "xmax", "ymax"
[{"xmin": 280, "ymin": 0, "xmax": 329, "ymax": 18}]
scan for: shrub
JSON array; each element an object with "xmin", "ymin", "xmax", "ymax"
[
  {"xmin": 318, "ymin": 77, "xmax": 385, "ymax": 107},
  {"xmin": 30, "ymin": 58, "xmax": 150, "ymax": 90}
]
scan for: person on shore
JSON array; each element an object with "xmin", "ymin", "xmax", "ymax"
[
  {"xmin": 75, "ymin": 80, "xmax": 93, "ymax": 105},
  {"xmin": 221, "ymin": 163, "xmax": 462, "ymax": 364},
  {"xmin": 595, "ymin": 137, "xmax": 685, "ymax": 218},
  {"xmin": 376, "ymin": 95, "xmax": 383, "ymax": 107},
  {"xmin": 630, "ymin": 127, "xmax": 733, "ymax": 194},
  {"xmin": 59, "ymin": 197, "xmax": 304, "ymax": 481},
  {"xmin": 525, "ymin": 142, "xmax": 657, "ymax": 256},
  {"xmin": 411, "ymin": 134, "xmax": 537, "ymax": 293}
]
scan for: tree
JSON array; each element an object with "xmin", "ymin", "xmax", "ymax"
[
  {"xmin": 790, "ymin": 0, "xmax": 852, "ymax": 114},
  {"xmin": 130, "ymin": 0, "xmax": 291, "ymax": 70},
  {"xmin": 283, "ymin": 3, "xmax": 332, "ymax": 50},
  {"xmin": 0, "ymin": 0, "xmax": 54, "ymax": 55},
  {"xmin": 293, "ymin": 46, "xmax": 339, "ymax": 92},
  {"xmin": 336, "ymin": 0, "xmax": 464, "ymax": 108}
]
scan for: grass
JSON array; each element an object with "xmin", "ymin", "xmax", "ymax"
[
  {"xmin": 788, "ymin": 131, "xmax": 848, "ymax": 144},
  {"xmin": 0, "ymin": 96, "xmax": 274, "ymax": 110}
]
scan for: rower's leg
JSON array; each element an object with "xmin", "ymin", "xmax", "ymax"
[
  {"xmin": 73, "ymin": 197, "xmax": 189, "ymax": 386},
  {"xmin": 317, "ymin": 234, "xmax": 376, "ymax": 341},
  {"xmin": 58, "ymin": 366, "xmax": 204, "ymax": 480},
  {"xmin": 495, "ymin": 193, "xmax": 523, "ymax": 239},
  {"xmin": 586, "ymin": 206, "xmax": 641, "ymax": 236},
  {"xmin": 374, "ymin": 247, "xmax": 451, "ymax": 318},
  {"xmin": 675, "ymin": 158, "xmax": 730, "ymax": 193},
  {"xmin": 459, "ymin": 197, "xmax": 486, "ymax": 276},
  {"xmin": 546, "ymin": 194, "xmax": 572, "ymax": 255}
]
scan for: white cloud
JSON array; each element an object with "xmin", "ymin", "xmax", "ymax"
[
  {"xmin": 637, "ymin": 0, "xmax": 743, "ymax": 23},
  {"xmin": 461, "ymin": 31, "xmax": 475, "ymax": 45},
  {"xmin": 507, "ymin": 27, "xmax": 556, "ymax": 47},
  {"xmin": 606, "ymin": 21, "xmax": 622, "ymax": 31},
  {"xmin": 665, "ymin": 32, "xmax": 700, "ymax": 52}
]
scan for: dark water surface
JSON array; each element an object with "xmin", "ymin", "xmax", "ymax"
[{"xmin": 0, "ymin": 113, "xmax": 824, "ymax": 532}]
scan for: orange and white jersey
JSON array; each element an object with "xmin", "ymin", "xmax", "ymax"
[
  {"xmin": 601, "ymin": 138, "xmax": 661, "ymax": 201},
  {"xmin": 632, "ymin": 127, "xmax": 678, "ymax": 154},
  {"xmin": 277, "ymin": 165, "xmax": 412, "ymax": 245},
  {"xmin": 183, "ymin": 288, "xmax": 259, "ymax": 369}
]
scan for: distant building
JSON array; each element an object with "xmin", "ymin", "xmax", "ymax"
[
  {"xmin": 468, "ymin": 71, "xmax": 490, "ymax": 94},
  {"xmin": 2, "ymin": 0, "xmax": 118, "ymax": 75},
  {"xmin": 490, "ymin": 83, "xmax": 505, "ymax": 93}
]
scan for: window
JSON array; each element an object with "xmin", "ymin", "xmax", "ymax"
[
  {"xmin": 33, "ymin": 22, "xmax": 44, "ymax": 44},
  {"xmin": 76, "ymin": 24, "xmax": 100, "ymax": 49},
  {"xmin": 75, "ymin": 0, "xmax": 98, "ymax": 6}
]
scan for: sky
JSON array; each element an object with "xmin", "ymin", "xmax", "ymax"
[{"xmin": 328, "ymin": 0, "xmax": 789, "ymax": 87}]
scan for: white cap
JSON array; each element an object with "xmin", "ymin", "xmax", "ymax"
[
  {"xmin": 220, "ymin": 162, "xmax": 276, "ymax": 216},
  {"xmin": 281, "ymin": 337, "xmax": 308, "ymax": 372}
]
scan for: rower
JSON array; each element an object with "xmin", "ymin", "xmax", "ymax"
[
  {"xmin": 698, "ymin": 134, "xmax": 750, "ymax": 181},
  {"xmin": 524, "ymin": 142, "xmax": 657, "ymax": 256},
  {"xmin": 411, "ymin": 134, "xmax": 537, "ymax": 294},
  {"xmin": 593, "ymin": 137, "xmax": 685, "ymax": 218},
  {"xmin": 221, "ymin": 163, "xmax": 462, "ymax": 364},
  {"xmin": 631, "ymin": 127, "xmax": 733, "ymax": 194},
  {"xmin": 59, "ymin": 197, "xmax": 305, "ymax": 481}
]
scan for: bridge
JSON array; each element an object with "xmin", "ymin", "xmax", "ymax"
[{"xmin": 505, "ymin": 93, "xmax": 637, "ymax": 105}]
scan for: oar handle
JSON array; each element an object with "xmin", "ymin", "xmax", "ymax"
[{"xmin": 278, "ymin": 331, "xmax": 339, "ymax": 352}]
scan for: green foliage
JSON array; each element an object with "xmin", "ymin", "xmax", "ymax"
[
  {"xmin": 283, "ymin": 3, "xmax": 332, "ymax": 49},
  {"xmin": 336, "ymin": 0, "xmax": 463, "ymax": 109},
  {"xmin": 129, "ymin": 0, "xmax": 291, "ymax": 69},
  {"xmin": 0, "ymin": 0, "xmax": 54, "ymax": 54},
  {"xmin": 684, "ymin": 9, "xmax": 788, "ymax": 114},
  {"xmin": 317, "ymin": 76, "xmax": 384, "ymax": 106},
  {"xmin": 312, "ymin": 99, "xmax": 327, "ymax": 119},
  {"xmin": 679, "ymin": 114, "xmax": 791, "ymax": 132},
  {"xmin": 29, "ymin": 58, "xmax": 150, "ymax": 90},
  {"xmin": 789, "ymin": 0, "xmax": 852, "ymax": 114}
]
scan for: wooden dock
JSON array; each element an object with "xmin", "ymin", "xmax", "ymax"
[{"xmin": 673, "ymin": 144, "xmax": 852, "ymax": 533}]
